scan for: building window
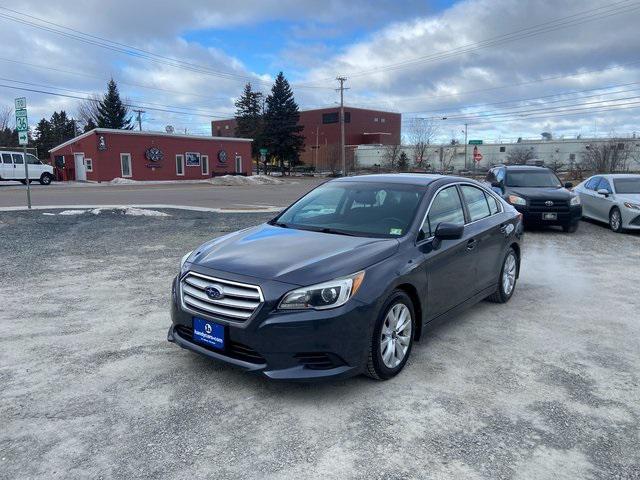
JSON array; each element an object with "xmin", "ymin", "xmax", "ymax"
[
  {"xmin": 322, "ymin": 112, "xmax": 339, "ymax": 124},
  {"xmin": 344, "ymin": 112, "xmax": 351, "ymax": 123},
  {"xmin": 85, "ymin": 158, "xmax": 93, "ymax": 172},
  {"xmin": 176, "ymin": 154, "xmax": 184, "ymax": 176},
  {"xmin": 499, "ymin": 146, "xmax": 506, "ymax": 153},
  {"xmin": 225, "ymin": 125, "xmax": 229, "ymax": 130},
  {"xmin": 617, "ymin": 143, "xmax": 625, "ymax": 150},
  {"xmin": 569, "ymin": 153, "xmax": 576, "ymax": 161},
  {"xmin": 381, "ymin": 118, "xmax": 385, "ymax": 123},
  {"xmin": 120, "ymin": 153, "xmax": 132, "ymax": 178},
  {"xmin": 374, "ymin": 117, "xmax": 379, "ymax": 122},
  {"xmin": 201, "ymin": 155, "xmax": 209, "ymax": 176}
]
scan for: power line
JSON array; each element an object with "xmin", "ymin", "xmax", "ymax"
[
  {"xmin": 0, "ymin": 7, "xmax": 332, "ymax": 91},
  {"xmin": 312, "ymin": 0, "xmax": 639, "ymax": 82}
]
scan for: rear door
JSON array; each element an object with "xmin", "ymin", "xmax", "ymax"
[
  {"xmin": 418, "ymin": 185, "xmax": 476, "ymax": 319},
  {"xmin": 1, "ymin": 153, "xmax": 14, "ymax": 180},
  {"xmin": 459, "ymin": 184, "xmax": 506, "ymax": 291}
]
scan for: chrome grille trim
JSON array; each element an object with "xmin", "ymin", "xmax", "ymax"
[{"xmin": 180, "ymin": 272, "xmax": 264, "ymax": 323}]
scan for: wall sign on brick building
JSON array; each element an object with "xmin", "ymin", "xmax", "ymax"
[
  {"xmin": 145, "ymin": 147, "xmax": 163, "ymax": 162},
  {"xmin": 218, "ymin": 150, "xmax": 228, "ymax": 163}
]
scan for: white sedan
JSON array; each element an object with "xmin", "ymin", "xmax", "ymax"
[{"xmin": 574, "ymin": 174, "xmax": 640, "ymax": 232}]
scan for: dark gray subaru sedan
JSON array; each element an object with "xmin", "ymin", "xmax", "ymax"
[{"xmin": 168, "ymin": 174, "xmax": 523, "ymax": 381}]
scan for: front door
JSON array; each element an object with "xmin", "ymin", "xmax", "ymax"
[
  {"xmin": 419, "ymin": 185, "xmax": 475, "ymax": 319},
  {"xmin": 74, "ymin": 153, "xmax": 86, "ymax": 181},
  {"xmin": 235, "ymin": 155, "xmax": 242, "ymax": 173}
]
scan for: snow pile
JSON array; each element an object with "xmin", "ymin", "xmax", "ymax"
[
  {"xmin": 122, "ymin": 207, "xmax": 169, "ymax": 217},
  {"xmin": 110, "ymin": 177, "xmax": 139, "ymax": 185},
  {"xmin": 59, "ymin": 210, "xmax": 86, "ymax": 215},
  {"xmin": 206, "ymin": 175, "xmax": 284, "ymax": 186}
]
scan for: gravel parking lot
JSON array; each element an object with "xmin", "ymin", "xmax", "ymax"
[{"xmin": 1, "ymin": 210, "xmax": 639, "ymax": 480}]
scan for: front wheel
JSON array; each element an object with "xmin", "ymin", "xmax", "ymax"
[
  {"xmin": 39, "ymin": 173, "xmax": 53, "ymax": 185},
  {"xmin": 487, "ymin": 248, "xmax": 518, "ymax": 303},
  {"xmin": 609, "ymin": 207, "xmax": 623, "ymax": 233},
  {"xmin": 365, "ymin": 290, "xmax": 415, "ymax": 380}
]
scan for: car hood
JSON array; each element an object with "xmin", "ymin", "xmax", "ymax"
[
  {"xmin": 507, "ymin": 186, "xmax": 573, "ymax": 200},
  {"xmin": 191, "ymin": 224, "xmax": 399, "ymax": 285}
]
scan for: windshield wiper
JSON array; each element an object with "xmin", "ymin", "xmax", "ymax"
[
  {"xmin": 318, "ymin": 227, "xmax": 356, "ymax": 236},
  {"xmin": 270, "ymin": 220, "xmax": 289, "ymax": 228}
]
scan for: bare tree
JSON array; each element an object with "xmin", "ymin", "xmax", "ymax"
[
  {"xmin": 506, "ymin": 146, "xmax": 536, "ymax": 165},
  {"xmin": 383, "ymin": 144, "xmax": 402, "ymax": 170},
  {"xmin": 406, "ymin": 118, "xmax": 439, "ymax": 169},
  {"xmin": 76, "ymin": 93, "xmax": 101, "ymax": 130},
  {"xmin": 440, "ymin": 144, "xmax": 458, "ymax": 173},
  {"xmin": 581, "ymin": 139, "xmax": 632, "ymax": 173},
  {"xmin": 0, "ymin": 105, "xmax": 12, "ymax": 130}
]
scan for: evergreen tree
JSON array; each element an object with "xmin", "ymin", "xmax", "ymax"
[
  {"xmin": 95, "ymin": 79, "xmax": 132, "ymax": 129},
  {"xmin": 263, "ymin": 72, "xmax": 304, "ymax": 175},
  {"xmin": 34, "ymin": 111, "xmax": 77, "ymax": 159},
  {"xmin": 397, "ymin": 151, "xmax": 410, "ymax": 172},
  {"xmin": 84, "ymin": 118, "xmax": 97, "ymax": 132},
  {"xmin": 234, "ymin": 83, "xmax": 264, "ymax": 171}
]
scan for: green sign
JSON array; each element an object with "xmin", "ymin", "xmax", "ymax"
[
  {"xmin": 15, "ymin": 98, "xmax": 28, "ymax": 146},
  {"xmin": 468, "ymin": 140, "xmax": 483, "ymax": 145},
  {"xmin": 259, "ymin": 148, "xmax": 268, "ymax": 155}
]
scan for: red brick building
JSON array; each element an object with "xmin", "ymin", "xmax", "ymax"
[
  {"xmin": 49, "ymin": 129, "xmax": 252, "ymax": 182},
  {"xmin": 211, "ymin": 106, "xmax": 401, "ymax": 170}
]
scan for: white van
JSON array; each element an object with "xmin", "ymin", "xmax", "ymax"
[{"xmin": 0, "ymin": 151, "xmax": 54, "ymax": 185}]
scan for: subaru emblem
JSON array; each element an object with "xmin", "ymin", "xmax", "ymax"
[
  {"xmin": 204, "ymin": 285, "xmax": 224, "ymax": 300},
  {"xmin": 545, "ymin": 200, "xmax": 554, "ymax": 207}
]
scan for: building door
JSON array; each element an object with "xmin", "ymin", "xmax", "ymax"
[
  {"xmin": 74, "ymin": 153, "xmax": 86, "ymax": 181},
  {"xmin": 235, "ymin": 154, "xmax": 242, "ymax": 173}
]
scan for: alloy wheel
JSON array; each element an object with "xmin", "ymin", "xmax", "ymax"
[
  {"xmin": 610, "ymin": 209, "xmax": 621, "ymax": 231},
  {"xmin": 502, "ymin": 253, "xmax": 517, "ymax": 296},
  {"xmin": 380, "ymin": 303, "xmax": 412, "ymax": 368}
]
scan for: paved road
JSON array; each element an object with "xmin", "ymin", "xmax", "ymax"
[
  {"xmin": 0, "ymin": 178, "xmax": 323, "ymax": 209},
  {"xmin": 1, "ymin": 210, "xmax": 639, "ymax": 480}
]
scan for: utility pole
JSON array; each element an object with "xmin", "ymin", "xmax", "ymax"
[
  {"xmin": 336, "ymin": 76, "xmax": 348, "ymax": 176},
  {"xmin": 133, "ymin": 109, "xmax": 145, "ymax": 131},
  {"xmin": 464, "ymin": 123, "xmax": 468, "ymax": 171},
  {"xmin": 314, "ymin": 125, "xmax": 319, "ymax": 172}
]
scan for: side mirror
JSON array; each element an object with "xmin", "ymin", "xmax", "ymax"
[
  {"xmin": 435, "ymin": 222, "xmax": 464, "ymax": 240},
  {"xmin": 564, "ymin": 182, "xmax": 573, "ymax": 189},
  {"xmin": 491, "ymin": 180, "xmax": 503, "ymax": 189},
  {"xmin": 596, "ymin": 188, "xmax": 610, "ymax": 197}
]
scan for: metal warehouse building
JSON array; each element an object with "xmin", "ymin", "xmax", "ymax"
[{"xmin": 49, "ymin": 128, "xmax": 253, "ymax": 182}]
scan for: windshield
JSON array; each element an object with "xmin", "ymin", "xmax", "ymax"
[
  {"xmin": 273, "ymin": 181, "xmax": 425, "ymax": 238},
  {"xmin": 613, "ymin": 178, "xmax": 640, "ymax": 194},
  {"xmin": 506, "ymin": 171, "xmax": 562, "ymax": 188}
]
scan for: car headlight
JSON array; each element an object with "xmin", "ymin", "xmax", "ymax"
[
  {"xmin": 507, "ymin": 194, "xmax": 526, "ymax": 206},
  {"xmin": 624, "ymin": 202, "xmax": 640, "ymax": 210},
  {"xmin": 180, "ymin": 250, "xmax": 193, "ymax": 273},
  {"xmin": 278, "ymin": 271, "xmax": 365, "ymax": 310},
  {"xmin": 570, "ymin": 195, "xmax": 581, "ymax": 206}
]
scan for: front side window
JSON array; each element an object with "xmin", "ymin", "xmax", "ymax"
[
  {"xmin": 12, "ymin": 153, "xmax": 23, "ymax": 164},
  {"xmin": 422, "ymin": 186, "xmax": 465, "ymax": 238},
  {"xmin": 276, "ymin": 182, "xmax": 424, "ymax": 238},
  {"xmin": 460, "ymin": 185, "xmax": 491, "ymax": 222},
  {"xmin": 495, "ymin": 168, "xmax": 505, "ymax": 183},
  {"xmin": 597, "ymin": 178, "xmax": 612, "ymax": 193},
  {"xmin": 505, "ymin": 170, "xmax": 561, "ymax": 188},
  {"xmin": 26, "ymin": 154, "xmax": 41, "ymax": 165},
  {"xmin": 584, "ymin": 176, "xmax": 601, "ymax": 190},
  {"xmin": 613, "ymin": 177, "xmax": 640, "ymax": 193}
]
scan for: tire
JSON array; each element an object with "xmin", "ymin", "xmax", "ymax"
[
  {"xmin": 562, "ymin": 222, "xmax": 579, "ymax": 233},
  {"xmin": 609, "ymin": 207, "xmax": 623, "ymax": 233},
  {"xmin": 365, "ymin": 290, "xmax": 415, "ymax": 380},
  {"xmin": 486, "ymin": 248, "xmax": 518, "ymax": 303},
  {"xmin": 39, "ymin": 173, "xmax": 52, "ymax": 185}
]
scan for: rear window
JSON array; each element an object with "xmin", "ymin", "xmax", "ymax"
[{"xmin": 613, "ymin": 177, "xmax": 640, "ymax": 193}]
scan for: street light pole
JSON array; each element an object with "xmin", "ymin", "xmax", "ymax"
[
  {"xmin": 336, "ymin": 76, "xmax": 348, "ymax": 176},
  {"xmin": 464, "ymin": 123, "xmax": 468, "ymax": 171}
]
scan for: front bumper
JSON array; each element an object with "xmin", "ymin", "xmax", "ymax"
[
  {"xmin": 168, "ymin": 274, "xmax": 375, "ymax": 381},
  {"xmin": 513, "ymin": 204, "xmax": 582, "ymax": 227}
]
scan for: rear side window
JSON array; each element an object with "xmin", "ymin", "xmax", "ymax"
[
  {"xmin": 584, "ymin": 176, "xmax": 601, "ymax": 190},
  {"xmin": 1, "ymin": 153, "xmax": 12, "ymax": 164},
  {"xmin": 12, "ymin": 154, "xmax": 23, "ymax": 164},
  {"xmin": 423, "ymin": 186, "xmax": 465, "ymax": 238},
  {"xmin": 460, "ymin": 185, "xmax": 491, "ymax": 222},
  {"xmin": 596, "ymin": 178, "xmax": 612, "ymax": 193},
  {"xmin": 495, "ymin": 168, "xmax": 505, "ymax": 183},
  {"xmin": 487, "ymin": 194, "xmax": 500, "ymax": 214}
]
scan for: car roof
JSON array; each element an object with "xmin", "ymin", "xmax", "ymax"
[
  {"xmin": 599, "ymin": 173, "xmax": 640, "ymax": 179},
  {"xmin": 499, "ymin": 165, "xmax": 551, "ymax": 171},
  {"xmin": 330, "ymin": 173, "xmax": 445, "ymax": 186}
]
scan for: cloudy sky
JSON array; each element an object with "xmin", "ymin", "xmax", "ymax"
[{"xmin": 1, "ymin": 0, "xmax": 639, "ymax": 142}]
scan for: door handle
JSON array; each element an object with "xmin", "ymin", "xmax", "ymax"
[{"xmin": 466, "ymin": 238, "xmax": 477, "ymax": 251}]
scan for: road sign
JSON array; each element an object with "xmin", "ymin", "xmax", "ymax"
[
  {"xmin": 468, "ymin": 140, "xmax": 483, "ymax": 145},
  {"xmin": 18, "ymin": 131, "xmax": 28, "ymax": 145},
  {"xmin": 472, "ymin": 145, "xmax": 483, "ymax": 163},
  {"xmin": 259, "ymin": 148, "xmax": 268, "ymax": 155},
  {"xmin": 15, "ymin": 97, "xmax": 26, "ymax": 110},
  {"xmin": 15, "ymin": 97, "xmax": 31, "ymax": 209}
]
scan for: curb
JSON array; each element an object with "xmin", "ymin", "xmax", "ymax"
[{"xmin": 0, "ymin": 204, "xmax": 283, "ymax": 214}]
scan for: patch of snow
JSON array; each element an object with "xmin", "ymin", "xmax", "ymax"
[
  {"xmin": 122, "ymin": 207, "xmax": 169, "ymax": 217},
  {"xmin": 206, "ymin": 175, "xmax": 284, "ymax": 186},
  {"xmin": 110, "ymin": 177, "xmax": 139, "ymax": 185},
  {"xmin": 90, "ymin": 208, "xmax": 102, "ymax": 215},
  {"xmin": 42, "ymin": 213, "xmax": 56, "ymax": 216},
  {"xmin": 59, "ymin": 210, "xmax": 86, "ymax": 215}
]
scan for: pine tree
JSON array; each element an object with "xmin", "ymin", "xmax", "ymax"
[
  {"xmin": 398, "ymin": 151, "xmax": 410, "ymax": 172},
  {"xmin": 234, "ymin": 83, "xmax": 264, "ymax": 170},
  {"xmin": 84, "ymin": 118, "xmax": 97, "ymax": 132},
  {"xmin": 263, "ymin": 72, "xmax": 304, "ymax": 175},
  {"xmin": 95, "ymin": 79, "xmax": 132, "ymax": 129},
  {"xmin": 34, "ymin": 111, "xmax": 77, "ymax": 159}
]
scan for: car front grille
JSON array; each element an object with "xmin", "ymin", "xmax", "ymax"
[
  {"xmin": 175, "ymin": 325, "xmax": 266, "ymax": 365},
  {"xmin": 180, "ymin": 272, "xmax": 263, "ymax": 323},
  {"xmin": 528, "ymin": 199, "xmax": 570, "ymax": 213}
]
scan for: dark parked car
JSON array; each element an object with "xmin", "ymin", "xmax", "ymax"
[
  {"xmin": 485, "ymin": 165, "xmax": 582, "ymax": 232},
  {"xmin": 168, "ymin": 174, "xmax": 523, "ymax": 381}
]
